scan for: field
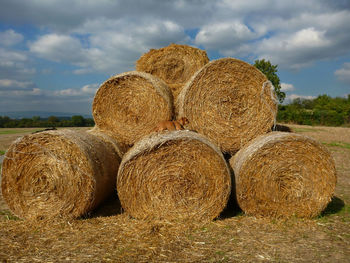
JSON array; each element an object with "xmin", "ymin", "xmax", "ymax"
[{"xmin": 0, "ymin": 125, "xmax": 349, "ymax": 262}]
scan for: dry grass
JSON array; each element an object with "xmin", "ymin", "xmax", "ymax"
[
  {"xmin": 230, "ymin": 132, "xmax": 337, "ymax": 218},
  {"xmin": 1, "ymin": 129, "xmax": 121, "ymax": 220},
  {"xmin": 0, "ymin": 127, "xmax": 91, "ymax": 153},
  {"xmin": 177, "ymin": 58, "xmax": 277, "ymax": 154},
  {"xmin": 0, "ymin": 125, "xmax": 349, "ymax": 262},
  {"xmin": 117, "ymin": 130, "xmax": 231, "ymax": 221},
  {"xmin": 289, "ymin": 124, "xmax": 350, "ymax": 144},
  {"xmin": 0, "ymin": 210, "xmax": 349, "ymax": 262},
  {"xmin": 92, "ymin": 71, "xmax": 174, "ymax": 154}
]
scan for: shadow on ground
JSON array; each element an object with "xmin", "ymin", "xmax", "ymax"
[
  {"xmin": 320, "ymin": 196, "xmax": 345, "ymax": 217},
  {"xmin": 218, "ymin": 161, "xmax": 243, "ymax": 220},
  {"xmin": 273, "ymin": 124, "xmax": 292, "ymax": 132},
  {"xmin": 87, "ymin": 190, "xmax": 123, "ymax": 218}
]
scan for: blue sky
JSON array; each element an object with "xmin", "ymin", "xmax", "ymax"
[{"xmin": 0, "ymin": 0, "xmax": 349, "ymax": 115}]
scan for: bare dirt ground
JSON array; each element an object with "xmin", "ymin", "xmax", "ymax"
[{"xmin": 0, "ymin": 125, "xmax": 349, "ymax": 263}]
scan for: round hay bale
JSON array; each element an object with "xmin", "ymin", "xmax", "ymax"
[
  {"xmin": 117, "ymin": 130, "xmax": 231, "ymax": 221},
  {"xmin": 1, "ymin": 129, "xmax": 121, "ymax": 220},
  {"xmin": 87, "ymin": 126, "xmax": 124, "ymax": 158},
  {"xmin": 136, "ymin": 43, "xmax": 209, "ymax": 103},
  {"xmin": 229, "ymin": 132, "xmax": 337, "ymax": 218},
  {"xmin": 92, "ymin": 71, "xmax": 174, "ymax": 154},
  {"xmin": 178, "ymin": 58, "xmax": 278, "ymax": 154}
]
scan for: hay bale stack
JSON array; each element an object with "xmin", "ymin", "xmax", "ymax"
[
  {"xmin": 229, "ymin": 132, "xmax": 337, "ymax": 218},
  {"xmin": 92, "ymin": 71, "xmax": 174, "ymax": 153},
  {"xmin": 87, "ymin": 127, "xmax": 123, "ymax": 158},
  {"xmin": 1, "ymin": 129, "xmax": 121, "ymax": 220},
  {"xmin": 117, "ymin": 130, "xmax": 231, "ymax": 221},
  {"xmin": 136, "ymin": 43, "xmax": 209, "ymax": 104},
  {"xmin": 178, "ymin": 58, "xmax": 278, "ymax": 154}
]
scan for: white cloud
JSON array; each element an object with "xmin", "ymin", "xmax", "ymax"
[
  {"xmin": 54, "ymin": 88, "xmax": 81, "ymax": 96},
  {"xmin": 0, "ymin": 47, "xmax": 26, "ymax": 62},
  {"xmin": 256, "ymin": 27, "xmax": 332, "ymax": 69},
  {"xmin": 0, "ymin": 88, "xmax": 89, "ymax": 113},
  {"xmin": 0, "ymin": 82, "xmax": 97, "ymax": 113},
  {"xmin": 0, "ymin": 0, "xmax": 216, "ymax": 31},
  {"xmin": 195, "ymin": 21, "xmax": 256, "ymax": 55},
  {"xmin": 81, "ymin": 84, "xmax": 98, "ymax": 94},
  {"xmin": 72, "ymin": 68, "xmax": 94, "ymax": 75},
  {"xmin": 29, "ymin": 34, "xmax": 85, "ymax": 63},
  {"xmin": 0, "ymin": 29, "xmax": 24, "ymax": 46},
  {"xmin": 1, "ymin": 0, "xmax": 350, "ymax": 113},
  {"xmin": 12, "ymin": 88, "xmax": 41, "ymax": 96},
  {"xmin": 54, "ymin": 83, "xmax": 99, "ymax": 96},
  {"xmin": 11, "ymin": 1, "xmax": 350, "ymax": 72},
  {"xmin": 0, "ymin": 87, "xmax": 42, "ymax": 96},
  {"xmin": 289, "ymin": 28, "xmax": 328, "ymax": 48},
  {"xmin": 196, "ymin": 4, "xmax": 350, "ymax": 69},
  {"xmin": 29, "ymin": 18, "xmax": 188, "ymax": 75},
  {"xmin": 335, "ymin": 63, "xmax": 350, "ymax": 84},
  {"xmin": 31, "ymin": 88, "xmax": 41, "ymax": 95},
  {"xmin": 0, "ymin": 47, "xmax": 35, "ymax": 79},
  {"xmin": 280, "ymin": 83, "xmax": 295, "ymax": 92},
  {"xmin": 0, "ymin": 79, "xmax": 34, "ymax": 89},
  {"xmin": 285, "ymin": 94, "xmax": 316, "ymax": 102}
]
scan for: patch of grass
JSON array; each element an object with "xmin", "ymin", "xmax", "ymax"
[
  {"xmin": 0, "ymin": 150, "xmax": 5, "ymax": 155},
  {"xmin": 318, "ymin": 197, "xmax": 349, "ymax": 222},
  {"xmin": 292, "ymin": 127, "xmax": 322, "ymax": 133},
  {"xmin": 216, "ymin": 251, "xmax": 226, "ymax": 256},
  {"xmin": 322, "ymin": 142, "xmax": 350, "ymax": 150},
  {"xmin": 0, "ymin": 129, "xmax": 36, "ymax": 135},
  {"xmin": 0, "ymin": 210, "xmax": 20, "ymax": 221}
]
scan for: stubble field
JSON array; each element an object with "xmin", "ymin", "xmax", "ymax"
[{"xmin": 0, "ymin": 125, "xmax": 349, "ymax": 262}]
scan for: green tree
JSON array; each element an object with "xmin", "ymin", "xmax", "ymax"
[
  {"xmin": 85, "ymin": 118, "xmax": 95, "ymax": 127},
  {"xmin": 277, "ymin": 95, "xmax": 350, "ymax": 126},
  {"xmin": 0, "ymin": 116, "xmax": 11, "ymax": 128},
  {"xmin": 71, "ymin": 115, "xmax": 85, "ymax": 127},
  {"xmin": 253, "ymin": 59, "xmax": 286, "ymax": 103},
  {"xmin": 18, "ymin": 118, "xmax": 34, "ymax": 127},
  {"xmin": 48, "ymin": 116, "xmax": 59, "ymax": 127}
]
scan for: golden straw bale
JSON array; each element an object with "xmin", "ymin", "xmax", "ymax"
[
  {"xmin": 229, "ymin": 132, "xmax": 337, "ymax": 218},
  {"xmin": 178, "ymin": 58, "xmax": 278, "ymax": 154},
  {"xmin": 92, "ymin": 71, "xmax": 174, "ymax": 154},
  {"xmin": 136, "ymin": 43, "xmax": 209, "ymax": 103},
  {"xmin": 1, "ymin": 129, "xmax": 121, "ymax": 220},
  {"xmin": 117, "ymin": 130, "xmax": 231, "ymax": 221},
  {"xmin": 87, "ymin": 126, "xmax": 124, "ymax": 158}
]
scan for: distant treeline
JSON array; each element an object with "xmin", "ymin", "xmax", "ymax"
[
  {"xmin": 277, "ymin": 94, "xmax": 350, "ymax": 126},
  {"xmin": 0, "ymin": 115, "xmax": 94, "ymax": 128},
  {"xmin": 1, "ymin": 95, "xmax": 349, "ymax": 128}
]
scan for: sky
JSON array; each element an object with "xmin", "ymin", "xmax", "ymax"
[{"xmin": 0, "ymin": 0, "xmax": 350, "ymax": 116}]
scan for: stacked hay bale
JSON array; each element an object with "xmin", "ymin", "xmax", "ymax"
[
  {"xmin": 117, "ymin": 130, "xmax": 231, "ymax": 221},
  {"xmin": 1, "ymin": 129, "xmax": 121, "ymax": 220},
  {"xmin": 229, "ymin": 132, "xmax": 337, "ymax": 218},
  {"xmin": 1, "ymin": 43, "xmax": 337, "ymax": 221},
  {"xmin": 92, "ymin": 71, "xmax": 174, "ymax": 154},
  {"xmin": 177, "ymin": 58, "xmax": 278, "ymax": 155},
  {"xmin": 134, "ymin": 47, "xmax": 336, "ymax": 219},
  {"xmin": 136, "ymin": 43, "xmax": 209, "ymax": 113}
]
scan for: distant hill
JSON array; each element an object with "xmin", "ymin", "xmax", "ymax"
[{"xmin": 0, "ymin": 111, "xmax": 93, "ymax": 119}]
